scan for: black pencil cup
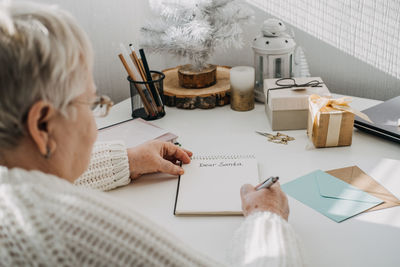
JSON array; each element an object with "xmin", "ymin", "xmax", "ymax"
[{"xmin": 128, "ymin": 70, "xmax": 166, "ymax": 120}]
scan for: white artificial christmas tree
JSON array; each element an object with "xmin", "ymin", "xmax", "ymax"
[{"xmin": 141, "ymin": 0, "xmax": 253, "ymax": 87}]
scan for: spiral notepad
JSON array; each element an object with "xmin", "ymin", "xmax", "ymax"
[{"xmin": 174, "ymin": 154, "xmax": 259, "ymax": 216}]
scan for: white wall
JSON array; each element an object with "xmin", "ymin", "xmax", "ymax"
[
  {"xmin": 22, "ymin": 0, "xmax": 400, "ymax": 103},
  {"xmin": 22, "ymin": 0, "xmax": 171, "ymax": 103}
]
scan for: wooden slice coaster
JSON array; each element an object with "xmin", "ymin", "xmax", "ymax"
[{"xmin": 162, "ymin": 65, "xmax": 231, "ymax": 109}]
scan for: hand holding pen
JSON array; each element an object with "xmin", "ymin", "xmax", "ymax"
[{"xmin": 240, "ymin": 176, "xmax": 289, "ymax": 220}]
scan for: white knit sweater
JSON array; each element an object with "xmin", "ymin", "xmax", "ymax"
[{"xmin": 0, "ymin": 142, "xmax": 304, "ymax": 266}]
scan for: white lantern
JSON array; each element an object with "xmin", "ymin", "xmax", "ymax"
[{"xmin": 252, "ymin": 19, "xmax": 296, "ymax": 102}]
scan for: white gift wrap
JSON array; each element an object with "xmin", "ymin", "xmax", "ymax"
[{"xmin": 264, "ymin": 77, "xmax": 331, "ymax": 111}]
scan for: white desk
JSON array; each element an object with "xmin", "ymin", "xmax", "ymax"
[{"xmin": 97, "ymin": 95, "xmax": 400, "ymax": 267}]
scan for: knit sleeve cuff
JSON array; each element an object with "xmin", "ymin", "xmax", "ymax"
[
  {"xmin": 228, "ymin": 211, "xmax": 305, "ymax": 266},
  {"xmin": 74, "ymin": 141, "xmax": 131, "ymax": 191}
]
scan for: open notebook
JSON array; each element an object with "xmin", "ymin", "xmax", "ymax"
[{"xmin": 174, "ymin": 155, "xmax": 259, "ymax": 216}]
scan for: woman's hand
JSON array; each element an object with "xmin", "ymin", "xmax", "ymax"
[
  {"xmin": 127, "ymin": 140, "xmax": 192, "ymax": 179},
  {"xmin": 240, "ymin": 182, "xmax": 289, "ymax": 220}
]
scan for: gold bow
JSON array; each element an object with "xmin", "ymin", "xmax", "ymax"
[{"xmin": 309, "ymin": 94, "xmax": 373, "ymax": 123}]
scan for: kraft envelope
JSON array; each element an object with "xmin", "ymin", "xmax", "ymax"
[
  {"xmin": 326, "ymin": 166, "xmax": 400, "ymax": 212},
  {"xmin": 282, "ymin": 170, "xmax": 383, "ymax": 222}
]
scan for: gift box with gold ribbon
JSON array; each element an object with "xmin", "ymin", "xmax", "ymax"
[{"xmin": 307, "ymin": 95, "xmax": 372, "ymax": 148}]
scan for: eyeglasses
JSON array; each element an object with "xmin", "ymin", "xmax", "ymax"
[
  {"xmin": 73, "ymin": 95, "xmax": 114, "ymax": 117},
  {"xmin": 91, "ymin": 95, "xmax": 113, "ymax": 117}
]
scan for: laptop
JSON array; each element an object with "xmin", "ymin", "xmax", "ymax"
[{"xmin": 354, "ymin": 96, "xmax": 400, "ymax": 143}]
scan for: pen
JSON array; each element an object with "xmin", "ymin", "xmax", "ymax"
[
  {"xmin": 256, "ymin": 176, "xmax": 279, "ymax": 190},
  {"xmin": 139, "ymin": 48, "xmax": 164, "ymax": 111}
]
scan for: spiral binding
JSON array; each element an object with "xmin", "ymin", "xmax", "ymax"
[{"xmin": 191, "ymin": 154, "xmax": 255, "ymax": 160}]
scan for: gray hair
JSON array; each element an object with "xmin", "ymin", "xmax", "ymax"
[{"xmin": 0, "ymin": 1, "xmax": 93, "ymax": 149}]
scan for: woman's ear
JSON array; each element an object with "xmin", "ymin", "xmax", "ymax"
[{"xmin": 26, "ymin": 100, "xmax": 58, "ymax": 157}]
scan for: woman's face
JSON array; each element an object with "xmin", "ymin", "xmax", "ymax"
[{"xmin": 51, "ymin": 75, "xmax": 98, "ymax": 182}]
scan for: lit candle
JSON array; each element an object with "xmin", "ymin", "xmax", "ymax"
[{"xmin": 230, "ymin": 66, "xmax": 255, "ymax": 111}]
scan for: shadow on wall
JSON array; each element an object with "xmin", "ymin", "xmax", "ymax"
[
  {"xmin": 214, "ymin": 2, "xmax": 400, "ymax": 101},
  {"xmin": 294, "ymin": 25, "xmax": 400, "ymax": 101}
]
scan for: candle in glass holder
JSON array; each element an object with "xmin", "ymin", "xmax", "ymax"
[{"xmin": 230, "ymin": 66, "xmax": 255, "ymax": 111}]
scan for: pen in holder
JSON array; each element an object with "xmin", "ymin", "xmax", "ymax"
[{"xmin": 128, "ymin": 70, "xmax": 166, "ymax": 120}]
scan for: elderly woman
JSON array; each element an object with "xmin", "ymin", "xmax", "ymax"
[{"xmin": 0, "ymin": 2, "xmax": 303, "ymax": 266}]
